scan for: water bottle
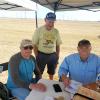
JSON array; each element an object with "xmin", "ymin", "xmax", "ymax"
[{"xmin": 96, "ymin": 73, "xmax": 100, "ymax": 92}]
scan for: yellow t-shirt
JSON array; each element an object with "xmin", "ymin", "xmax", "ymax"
[{"xmin": 32, "ymin": 25, "xmax": 62, "ymax": 54}]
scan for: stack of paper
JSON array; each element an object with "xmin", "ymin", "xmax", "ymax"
[{"xmin": 65, "ymin": 80, "xmax": 82, "ymax": 94}]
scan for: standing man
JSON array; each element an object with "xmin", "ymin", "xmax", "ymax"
[
  {"xmin": 58, "ymin": 39, "xmax": 100, "ymax": 86},
  {"xmin": 32, "ymin": 12, "xmax": 62, "ymax": 80}
]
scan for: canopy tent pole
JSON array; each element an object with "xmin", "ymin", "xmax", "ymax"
[
  {"xmin": 35, "ymin": 3, "xmax": 38, "ymax": 28},
  {"xmin": 35, "ymin": 10, "xmax": 38, "ymax": 28}
]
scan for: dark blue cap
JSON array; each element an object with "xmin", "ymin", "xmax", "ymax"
[{"xmin": 45, "ymin": 12, "xmax": 56, "ymax": 21}]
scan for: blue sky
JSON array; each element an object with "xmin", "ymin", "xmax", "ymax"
[{"xmin": 0, "ymin": 0, "xmax": 100, "ymax": 21}]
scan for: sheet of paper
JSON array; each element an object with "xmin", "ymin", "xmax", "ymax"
[
  {"xmin": 65, "ymin": 80, "xmax": 82, "ymax": 94},
  {"xmin": 44, "ymin": 96, "xmax": 54, "ymax": 100}
]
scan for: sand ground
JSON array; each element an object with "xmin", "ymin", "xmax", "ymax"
[{"xmin": 0, "ymin": 18, "xmax": 100, "ymax": 83}]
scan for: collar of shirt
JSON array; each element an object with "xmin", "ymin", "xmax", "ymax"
[{"xmin": 78, "ymin": 53, "xmax": 91, "ymax": 63}]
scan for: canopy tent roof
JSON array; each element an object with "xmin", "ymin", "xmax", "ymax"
[
  {"xmin": 0, "ymin": 0, "xmax": 37, "ymax": 27},
  {"xmin": 0, "ymin": 0, "xmax": 35, "ymax": 11},
  {"xmin": 31, "ymin": 0, "xmax": 100, "ymax": 11}
]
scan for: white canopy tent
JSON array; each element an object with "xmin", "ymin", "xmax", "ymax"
[
  {"xmin": 31, "ymin": 0, "xmax": 100, "ymax": 12},
  {"xmin": 1, "ymin": 0, "xmax": 100, "ymax": 27},
  {"xmin": 0, "ymin": 1, "xmax": 25, "ymax": 11},
  {"xmin": 0, "ymin": 0, "xmax": 38, "ymax": 27},
  {"xmin": 0, "ymin": 0, "xmax": 36, "ymax": 11}
]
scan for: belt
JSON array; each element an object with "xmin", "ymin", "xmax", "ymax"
[{"xmin": 38, "ymin": 51, "xmax": 55, "ymax": 55}]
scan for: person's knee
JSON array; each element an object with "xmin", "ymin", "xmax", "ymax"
[
  {"xmin": 47, "ymin": 63, "xmax": 56, "ymax": 75},
  {"xmin": 47, "ymin": 68, "xmax": 55, "ymax": 75}
]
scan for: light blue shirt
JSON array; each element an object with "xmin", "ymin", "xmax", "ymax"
[{"xmin": 58, "ymin": 53, "xmax": 100, "ymax": 85}]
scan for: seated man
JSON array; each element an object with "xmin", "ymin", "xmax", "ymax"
[
  {"xmin": 58, "ymin": 39, "xmax": 100, "ymax": 87},
  {"xmin": 7, "ymin": 39, "xmax": 46, "ymax": 100}
]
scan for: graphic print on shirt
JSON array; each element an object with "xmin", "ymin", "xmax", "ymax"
[{"xmin": 43, "ymin": 32, "xmax": 55, "ymax": 49}]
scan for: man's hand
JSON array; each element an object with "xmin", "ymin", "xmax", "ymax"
[
  {"xmin": 63, "ymin": 77, "xmax": 71, "ymax": 87},
  {"xmin": 33, "ymin": 45, "xmax": 38, "ymax": 58},
  {"xmin": 61, "ymin": 74, "xmax": 71, "ymax": 87},
  {"xmin": 29, "ymin": 83, "xmax": 46, "ymax": 92}
]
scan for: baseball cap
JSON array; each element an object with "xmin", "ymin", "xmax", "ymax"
[
  {"xmin": 20, "ymin": 39, "xmax": 33, "ymax": 48},
  {"xmin": 45, "ymin": 12, "xmax": 56, "ymax": 21}
]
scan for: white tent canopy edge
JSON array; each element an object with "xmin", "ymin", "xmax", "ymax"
[
  {"xmin": 0, "ymin": 0, "xmax": 38, "ymax": 27},
  {"xmin": 0, "ymin": 0, "xmax": 36, "ymax": 11},
  {"xmin": 31, "ymin": 0, "xmax": 100, "ymax": 12}
]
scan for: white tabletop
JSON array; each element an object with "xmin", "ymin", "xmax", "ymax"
[{"xmin": 26, "ymin": 79, "xmax": 73, "ymax": 100}]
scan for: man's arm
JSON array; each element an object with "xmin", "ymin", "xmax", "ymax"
[
  {"xmin": 58, "ymin": 57, "xmax": 70, "ymax": 86},
  {"xmin": 34, "ymin": 64, "xmax": 42, "ymax": 83},
  {"xmin": 61, "ymin": 74, "xmax": 71, "ymax": 87},
  {"xmin": 56, "ymin": 45, "xmax": 60, "ymax": 61},
  {"xmin": 32, "ymin": 29, "xmax": 39, "ymax": 57},
  {"xmin": 56, "ymin": 30, "xmax": 62, "ymax": 63},
  {"xmin": 9, "ymin": 54, "xmax": 29, "ymax": 89},
  {"xmin": 33, "ymin": 45, "xmax": 38, "ymax": 57},
  {"xmin": 31, "ymin": 56, "xmax": 42, "ymax": 81},
  {"xmin": 34, "ymin": 64, "xmax": 41, "ymax": 77}
]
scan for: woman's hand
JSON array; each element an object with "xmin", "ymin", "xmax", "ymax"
[{"xmin": 29, "ymin": 82, "xmax": 46, "ymax": 92}]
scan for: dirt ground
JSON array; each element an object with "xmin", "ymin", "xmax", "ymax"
[{"xmin": 0, "ymin": 18, "xmax": 100, "ymax": 82}]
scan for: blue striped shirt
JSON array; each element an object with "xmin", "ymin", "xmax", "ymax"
[{"xmin": 58, "ymin": 53, "xmax": 100, "ymax": 85}]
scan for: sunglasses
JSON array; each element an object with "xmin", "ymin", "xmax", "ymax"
[{"xmin": 23, "ymin": 46, "xmax": 33, "ymax": 50}]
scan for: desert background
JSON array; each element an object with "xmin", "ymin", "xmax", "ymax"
[{"xmin": 0, "ymin": 18, "xmax": 100, "ymax": 83}]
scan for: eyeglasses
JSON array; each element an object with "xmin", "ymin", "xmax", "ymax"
[{"xmin": 23, "ymin": 46, "xmax": 33, "ymax": 50}]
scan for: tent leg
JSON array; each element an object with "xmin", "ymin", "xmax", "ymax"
[{"xmin": 35, "ymin": 11, "xmax": 38, "ymax": 28}]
